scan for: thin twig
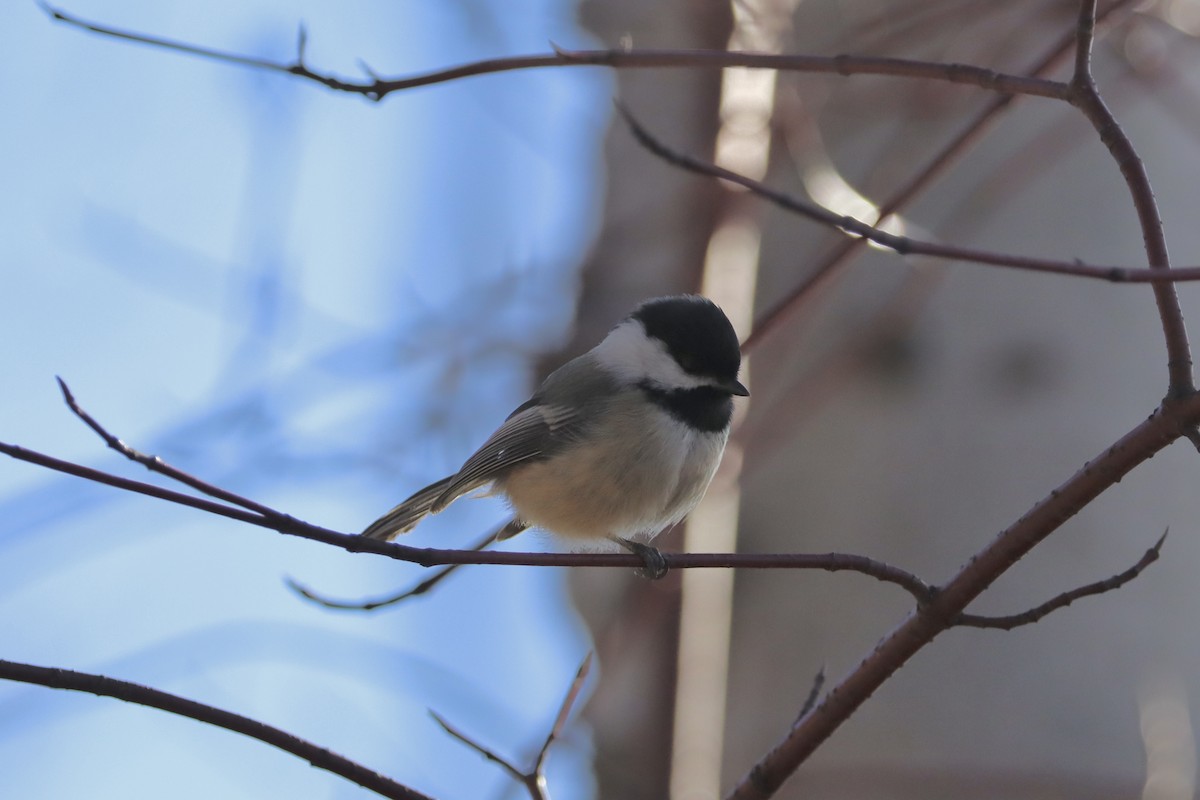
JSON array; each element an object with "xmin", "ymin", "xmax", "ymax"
[
  {"xmin": 0, "ymin": 659, "xmax": 432, "ymax": 800},
  {"xmin": 792, "ymin": 667, "xmax": 826, "ymax": 727},
  {"xmin": 617, "ymin": 103, "xmax": 1200, "ymax": 286},
  {"xmin": 56, "ymin": 377, "xmax": 284, "ymax": 519},
  {"xmin": 39, "ymin": 2, "xmax": 1067, "ymax": 102},
  {"xmin": 429, "ymin": 711, "xmax": 531, "ymax": 788},
  {"xmin": 955, "ymin": 529, "xmax": 1167, "ymax": 630},
  {"xmin": 287, "ymin": 528, "xmax": 500, "ymax": 611},
  {"xmin": 537, "ymin": 653, "xmax": 593, "ymax": 770},
  {"xmin": 430, "ymin": 654, "xmax": 593, "ymax": 800}
]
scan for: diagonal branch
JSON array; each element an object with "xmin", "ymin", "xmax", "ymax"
[
  {"xmin": 726, "ymin": 394, "xmax": 1200, "ymax": 799},
  {"xmin": 0, "ymin": 658, "xmax": 433, "ymax": 800},
  {"xmin": 429, "ymin": 711, "xmax": 530, "ymax": 788},
  {"xmin": 39, "ymin": 2, "xmax": 1067, "ymax": 102},
  {"xmin": 955, "ymin": 529, "xmax": 1167, "ymax": 630},
  {"xmin": 536, "ymin": 652, "xmax": 593, "ymax": 770},
  {"xmin": 617, "ymin": 103, "xmax": 1200, "ymax": 286}
]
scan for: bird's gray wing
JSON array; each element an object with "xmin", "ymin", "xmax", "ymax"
[
  {"xmin": 431, "ymin": 402, "xmax": 580, "ymax": 512},
  {"xmin": 363, "ymin": 355, "xmax": 616, "ymax": 540},
  {"xmin": 361, "ymin": 476, "xmax": 455, "ymax": 540}
]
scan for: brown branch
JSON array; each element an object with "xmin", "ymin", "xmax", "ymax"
[
  {"xmin": 0, "ymin": 385, "xmax": 935, "ymax": 595},
  {"xmin": 430, "ymin": 654, "xmax": 593, "ymax": 800},
  {"xmin": 56, "ymin": 377, "xmax": 283, "ymax": 519},
  {"xmin": 742, "ymin": 0, "xmax": 1140, "ymax": 352},
  {"xmin": 792, "ymin": 667, "xmax": 827, "ymax": 726},
  {"xmin": 39, "ymin": 2, "xmax": 1067, "ymax": 102},
  {"xmin": 429, "ymin": 711, "xmax": 531, "ymax": 789},
  {"xmin": 537, "ymin": 653, "xmax": 593, "ymax": 770},
  {"xmin": 286, "ymin": 529, "xmax": 499, "ymax": 612},
  {"xmin": 955, "ymin": 529, "xmax": 1167, "ymax": 630},
  {"xmin": 617, "ymin": 103, "xmax": 1200, "ymax": 287},
  {"xmin": 727, "ymin": 394, "xmax": 1200, "ymax": 800},
  {"xmin": 1066, "ymin": 0, "xmax": 1194, "ymax": 396},
  {"xmin": 0, "ymin": 658, "xmax": 433, "ymax": 800}
]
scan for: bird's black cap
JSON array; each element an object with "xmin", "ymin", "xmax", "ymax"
[{"xmin": 632, "ymin": 295, "xmax": 746, "ymax": 393}]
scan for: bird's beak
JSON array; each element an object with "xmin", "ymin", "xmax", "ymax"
[{"xmin": 725, "ymin": 379, "xmax": 750, "ymax": 397}]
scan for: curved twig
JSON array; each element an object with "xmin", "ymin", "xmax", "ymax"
[
  {"xmin": 1066, "ymin": 0, "xmax": 1194, "ymax": 395},
  {"xmin": 955, "ymin": 529, "xmax": 1167, "ymax": 630},
  {"xmin": 287, "ymin": 529, "xmax": 499, "ymax": 611}
]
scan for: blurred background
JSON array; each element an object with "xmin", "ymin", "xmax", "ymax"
[{"xmin": 3, "ymin": 0, "xmax": 1200, "ymax": 798}]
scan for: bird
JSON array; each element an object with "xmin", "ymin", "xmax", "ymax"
[{"xmin": 361, "ymin": 294, "xmax": 748, "ymax": 577}]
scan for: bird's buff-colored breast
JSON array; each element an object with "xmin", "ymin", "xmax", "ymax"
[{"xmin": 496, "ymin": 393, "xmax": 728, "ymax": 542}]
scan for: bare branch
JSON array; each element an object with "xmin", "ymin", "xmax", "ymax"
[
  {"xmin": 431, "ymin": 654, "xmax": 593, "ymax": 800},
  {"xmin": 742, "ymin": 0, "xmax": 1140, "ymax": 352},
  {"xmin": 1183, "ymin": 426, "xmax": 1200, "ymax": 453},
  {"xmin": 537, "ymin": 653, "xmax": 593, "ymax": 770},
  {"xmin": 727, "ymin": 396, "xmax": 1200, "ymax": 799},
  {"xmin": 40, "ymin": 2, "xmax": 1067, "ymax": 103},
  {"xmin": 792, "ymin": 667, "xmax": 826, "ymax": 727},
  {"xmin": 56, "ymin": 377, "xmax": 283, "ymax": 519},
  {"xmin": 1067, "ymin": 0, "xmax": 1194, "ymax": 396},
  {"xmin": 287, "ymin": 529, "xmax": 499, "ymax": 611},
  {"xmin": 617, "ymin": 103, "xmax": 1200, "ymax": 287},
  {"xmin": 1, "ymin": 388, "xmax": 938, "ymax": 591},
  {"xmin": 0, "ymin": 658, "xmax": 433, "ymax": 800},
  {"xmin": 429, "ymin": 711, "xmax": 531, "ymax": 788},
  {"xmin": 955, "ymin": 529, "xmax": 1167, "ymax": 630}
]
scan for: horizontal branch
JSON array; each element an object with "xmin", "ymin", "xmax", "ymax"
[
  {"xmin": 617, "ymin": 104, "xmax": 1200, "ymax": 285},
  {"xmin": 0, "ymin": 436, "xmax": 934, "ymax": 598},
  {"xmin": 40, "ymin": 2, "xmax": 1068, "ymax": 102},
  {"xmin": 0, "ymin": 380, "xmax": 937, "ymax": 594},
  {"xmin": 0, "ymin": 658, "xmax": 432, "ymax": 800}
]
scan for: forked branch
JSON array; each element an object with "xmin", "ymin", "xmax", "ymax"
[
  {"xmin": 430, "ymin": 654, "xmax": 593, "ymax": 800},
  {"xmin": 955, "ymin": 530, "xmax": 1168, "ymax": 630}
]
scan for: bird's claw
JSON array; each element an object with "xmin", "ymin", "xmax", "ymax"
[{"xmin": 618, "ymin": 538, "xmax": 669, "ymax": 580}]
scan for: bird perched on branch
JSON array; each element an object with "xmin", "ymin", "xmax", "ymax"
[{"xmin": 361, "ymin": 294, "xmax": 748, "ymax": 578}]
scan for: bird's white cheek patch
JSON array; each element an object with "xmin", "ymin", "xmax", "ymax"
[{"xmin": 592, "ymin": 320, "xmax": 711, "ymax": 390}]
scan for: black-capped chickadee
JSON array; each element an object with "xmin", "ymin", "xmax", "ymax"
[{"xmin": 361, "ymin": 294, "xmax": 748, "ymax": 576}]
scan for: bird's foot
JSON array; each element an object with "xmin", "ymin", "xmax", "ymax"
[{"xmin": 616, "ymin": 537, "xmax": 668, "ymax": 580}]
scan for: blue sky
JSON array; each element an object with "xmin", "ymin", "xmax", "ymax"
[{"xmin": 0, "ymin": 1, "xmax": 612, "ymax": 797}]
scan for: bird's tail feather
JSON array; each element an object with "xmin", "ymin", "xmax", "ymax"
[{"xmin": 361, "ymin": 477, "xmax": 455, "ymax": 541}]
